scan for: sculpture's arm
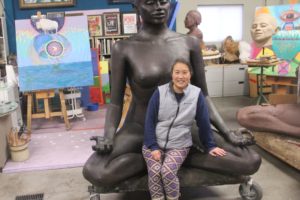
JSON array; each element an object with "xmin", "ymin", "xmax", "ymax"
[
  {"xmin": 91, "ymin": 42, "xmax": 127, "ymax": 154},
  {"xmin": 189, "ymin": 36, "xmax": 254, "ymax": 146}
]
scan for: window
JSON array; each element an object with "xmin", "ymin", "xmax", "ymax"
[{"xmin": 197, "ymin": 5, "xmax": 243, "ymax": 43}]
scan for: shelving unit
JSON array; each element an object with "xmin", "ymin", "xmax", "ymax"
[
  {"xmin": 0, "ymin": 82, "xmax": 23, "ymax": 130},
  {"xmin": 0, "ymin": 17, "xmax": 9, "ymax": 64},
  {"xmin": 90, "ymin": 35, "xmax": 130, "ymax": 58}
]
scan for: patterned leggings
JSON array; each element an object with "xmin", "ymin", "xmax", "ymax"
[{"xmin": 142, "ymin": 145, "xmax": 190, "ymax": 200}]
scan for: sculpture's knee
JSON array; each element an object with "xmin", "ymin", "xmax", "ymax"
[
  {"xmin": 83, "ymin": 160, "xmax": 115, "ymax": 186},
  {"xmin": 244, "ymin": 150, "xmax": 262, "ymax": 175},
  {"xmin": 236, "ymin": 109, "xmax": 249, "ymax": 127}
]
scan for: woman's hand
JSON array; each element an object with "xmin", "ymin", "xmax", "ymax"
[
  {"xmin": 151, "ymin": 150, "xmax": 162, "ymax": 161},
  {"xmin": 209, "ymin": 147, "xmax": 227, "ymax": 157}
]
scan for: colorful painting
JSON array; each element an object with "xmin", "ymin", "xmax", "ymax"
[
  {"xmin": 249, "ymin": 3, "xmax": 300, "ymax": 77},
  {"xmin": 88, "ymin": 15, "xmax": 103, "ymax": 37},
  {"xmin": 16, "ymin": 15, "xmax": 93, "ymax": 92}
]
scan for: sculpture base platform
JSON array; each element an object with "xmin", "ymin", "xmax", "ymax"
[
  {"xmin": 254, "ymin": 132, "xmax": 300, "ymax": 170},
  {"xmin": 88, "ymin": 168, "xmax": 263, "ymax": 200}
]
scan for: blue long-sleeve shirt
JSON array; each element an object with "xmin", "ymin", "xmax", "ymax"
[{"xmin": 144, "ymin": 89, "xmax": 216, "ymax": 152}]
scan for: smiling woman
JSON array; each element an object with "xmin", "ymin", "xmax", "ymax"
[{"xmin": 19, "ymin": 0, "xmax": 76, "ymax": 9}]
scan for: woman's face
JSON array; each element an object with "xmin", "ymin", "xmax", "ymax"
[
  {"xmin": 172, "ymin": 62, "xmax": 191, "ymax": 92},
  {"xmin": 138, "ymin": 0, "xmax": 170, "ymax": 25}
]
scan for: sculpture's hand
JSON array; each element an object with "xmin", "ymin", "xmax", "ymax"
[
  {"xmin": 226, "ymin": 128, "xmax": 255, "ymax": 146},
  {"xmin": 90, "ymin": 136, "xmax": 113, "ymax": 154}
]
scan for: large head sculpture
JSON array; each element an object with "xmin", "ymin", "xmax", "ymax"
[{"xmin": 251, "ymin": 14, "xmax": 278, "ymax": 48}]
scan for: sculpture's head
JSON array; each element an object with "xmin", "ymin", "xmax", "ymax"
[
  {"xmin": 184, "ymin": 10, "xmax": 202, "ymax": 29},
  {"xmin": 133, "ymin": 0, "xmax": 170, "ymax": 25},
  {"xmin": 251, "ymin": 14, "xmax": 278, "ymax": 48}
]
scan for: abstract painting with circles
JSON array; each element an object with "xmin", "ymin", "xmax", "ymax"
[{"xmin": 15, "ymin": 15, "xmax": 93, "ymax": 91}]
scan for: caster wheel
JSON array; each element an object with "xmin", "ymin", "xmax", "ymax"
[
  {"xmin": 239, "ymin": 181, "xmax": 263, "ymax": 200},
  {"xmin": 90, "ymin": 193, "xmax": 100, "ymax": 200}
]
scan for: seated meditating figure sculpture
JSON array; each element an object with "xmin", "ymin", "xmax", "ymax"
[
  {"xmin": 237, "ymin": 13, "xmax": 300, "ymax": 138},
  {"xmin": 83, "ymin": 0, "xmax": 261, "ymax": 195}
]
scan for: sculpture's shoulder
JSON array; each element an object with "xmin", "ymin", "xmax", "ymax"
[
  {"xmin": 110, "ymin": 36, "xmax": 136, "ymax": 54},
  {"xmin": 165, "ymin": 31, "xmax": 199, "ymax": 48}
]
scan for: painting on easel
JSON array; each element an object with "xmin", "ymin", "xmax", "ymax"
[
  {"xmin": 249, "ymin": 3, "xmax": 300, "ymax": 77},
  {"xmin": 16, "ymin": 15, "xmax": 94, "ymax": 92}
]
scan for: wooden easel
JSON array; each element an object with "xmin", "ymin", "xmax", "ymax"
[{"xmin": 26, "ymin": 89, "xmax": 70, "ymax": 137}]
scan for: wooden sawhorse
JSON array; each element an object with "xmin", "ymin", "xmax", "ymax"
[{"xmin": 26, "ymin": 89, "xmax": 71, "ymax": 137}]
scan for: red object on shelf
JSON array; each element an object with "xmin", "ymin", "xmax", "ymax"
[{"xmin": 89, "ymin": 86, "xmax": 104, "ymax": 105}]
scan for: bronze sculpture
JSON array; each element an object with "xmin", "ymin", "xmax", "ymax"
[{"xmin": 83, "ymin": 0, "xmax": 261, "ymax": 188}]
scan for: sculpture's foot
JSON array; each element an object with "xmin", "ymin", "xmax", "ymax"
[{"xmin": 239, "ymin": 177, "xmax": 263, "ymax": 200}]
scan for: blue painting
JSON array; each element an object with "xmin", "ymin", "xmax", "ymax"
[{"xmin": 16, "ymin": 15, "xmax": 93, "ymax": 91}]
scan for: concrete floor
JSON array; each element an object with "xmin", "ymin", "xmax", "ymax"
[{"xmin": 0, "ymin": 96, "xmax": 299, "ymax": 200}]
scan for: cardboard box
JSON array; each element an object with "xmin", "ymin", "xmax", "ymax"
[
  {"xmin": 268, "ymin": 94, "xmax": 297, "ymax": 105},
  {"xmin": 248, "ymin": 73, "xmax": 272, "ymax": 97}
]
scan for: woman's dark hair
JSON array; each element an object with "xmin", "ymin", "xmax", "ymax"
[{"xmin": 171, "ymin": 59, "xmax": 193, "ymax": 75}]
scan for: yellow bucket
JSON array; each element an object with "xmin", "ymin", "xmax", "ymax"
[{"xmin": 9, "ymin": 143, "xmax": 29, "ymax": 162}]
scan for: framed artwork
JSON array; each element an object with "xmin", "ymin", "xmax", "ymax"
[
  {"xmin": 103, "ymin": 12, "xmax": 121, "ymax": 36},
  {"xmin": 121, "ymin": 12, "xmax": 138, "ymax": 34},
  {"xmin": 46, "ymin": 12, "xmax": 65, "ymax": 19},
  {"xmin": 108, "ymin": 0, "xmax": 133, "ymax": 4},
  {"xmin": 87, "ymin": 15, "xmax": 103, "ymax": 37},
  {"xmin": 19, "ymin": 0, "xmax": 76, "ymax": 9}
]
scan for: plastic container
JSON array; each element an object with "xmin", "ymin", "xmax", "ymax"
[
  {"xmin": 87, "ymin": 103, "xmax": 99, "ymax": 111},
  {"xmin": 9, "ymin": 142, "xmax": 29, "ymax": 162}
]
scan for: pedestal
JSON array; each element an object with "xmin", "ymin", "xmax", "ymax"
[{"xmin": 0, "ymin": 114, "xmax": 12, "ymax": 170}]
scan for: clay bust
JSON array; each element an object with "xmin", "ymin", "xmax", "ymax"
[
  {"xmin": 83, "ymin": 0, "xmax": 261, "ymax": 188},
  {"xmin": 184, "ymin": 10, "xmax": 205, "ymax": 49},
  {"xmin": 251, "ymin": 14, "xmax": 277, "ymax": 48},
  {"xmin": 222, "ymin": 36, "xmax": 240, "ymax": 63}
]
